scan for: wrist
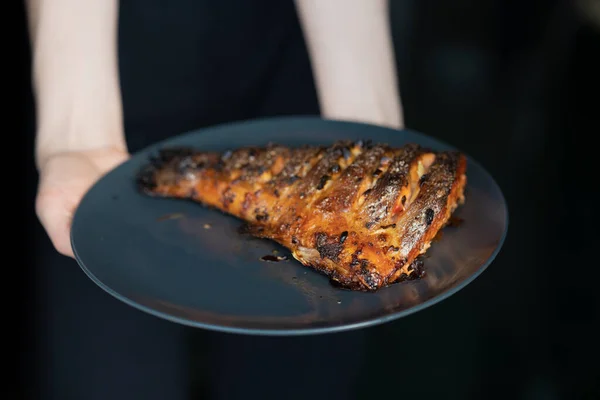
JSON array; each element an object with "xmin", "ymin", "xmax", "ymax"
[
  {"xmin": 35, "ymin": 125, "xmax": 127, "ymax": 171},
  {"xmin": 321, "ymin": 99, "xmax": 404, "ymax": 130},
  {"xmin": 316, "ymin": 78, "xmax": 404, "ymax": 130}
]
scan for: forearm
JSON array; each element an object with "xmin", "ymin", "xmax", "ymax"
[
  {"xmin": 295, "ymin": 0, "xmax": 403, "ymax": 128},
  {"xmin": 26, "ymin": 0, "xmax": 126, "ymax": 168}
]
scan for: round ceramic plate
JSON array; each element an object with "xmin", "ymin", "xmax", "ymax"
[{"xmin": 71, "ymin": 116, "xmax": 508, "ymax": 335}]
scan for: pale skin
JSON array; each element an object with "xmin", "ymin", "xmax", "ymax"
[{"xmin": 26, "ymin": 0, "xmax": 404, "ymax": 258}]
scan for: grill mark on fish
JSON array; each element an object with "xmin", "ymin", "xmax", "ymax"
[
  {"xmin": 313, "ymin": 145, "xmax": 387, "ymax": 214},
  {"xmin": 361, "ymin": 144, "xmax": 428, "ymax": 227},
  {"xmin": 391, "ymin": 151, "xmax": 464, "ymax": 273}
]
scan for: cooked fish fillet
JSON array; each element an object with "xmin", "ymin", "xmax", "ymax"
[{"xmin": 136, "ymin": 140, "xmax": 467, "ymax": 291}]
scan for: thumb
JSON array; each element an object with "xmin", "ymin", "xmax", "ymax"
[{"xmin": 35, "ymin": 188, "xmax": 77, "ymax": 258}]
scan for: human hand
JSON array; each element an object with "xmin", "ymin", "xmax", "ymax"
[{"xmin": 35, "ymin": 147, "xmax": 130, "ymax": 257}]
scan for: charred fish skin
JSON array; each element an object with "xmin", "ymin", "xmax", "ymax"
[{"xmin": 136, "ymin": 140, "xmax": 467, "ymax": 292}]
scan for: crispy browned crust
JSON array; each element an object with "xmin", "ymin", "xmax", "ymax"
[{"xmin": 137, "ymin": 140, "xmax": 467, "ymax": 291}]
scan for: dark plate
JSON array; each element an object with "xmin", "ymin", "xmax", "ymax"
[{"xmin": 71, "ymin": 116, "xmax": 508, "ymax": 335}]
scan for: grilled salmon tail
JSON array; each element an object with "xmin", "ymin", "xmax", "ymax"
[{"xmin": 136, "ymin": 147, "xmax": 219, "ymax": 198}]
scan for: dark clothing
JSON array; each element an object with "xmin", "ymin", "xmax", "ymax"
[
  {"xmin": 118, "ymin": 0, "xmax": 322, "ymax": 151},
  {"xmin": 34, "ymin": 2, "xmax": 366, "ymax": 399}
]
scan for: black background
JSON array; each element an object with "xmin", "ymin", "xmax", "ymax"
[{"xmin": 13, "ymin": 0, "xmax": 600, "ymax": 398}]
